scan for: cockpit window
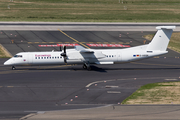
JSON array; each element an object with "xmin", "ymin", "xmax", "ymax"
[{"xmin": 14, "ymin": 55, "xmax": 22, "ymax": 58}]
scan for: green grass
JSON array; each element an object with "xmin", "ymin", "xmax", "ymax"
[
  {"xmin": 0, "ymin": 0, "xmax": 180, "ymax": 22},
  {"xmin": 122, "ymin": 82, "xmax": 179, "ymax": 104},
  {"xmin": 0, "ymin": 47, "xmax": 9, "ymax": 58},
  {"xmin": 122, "ymin": 83, "xmax": 158, "ymax": 104},
  {"xmin": 0, "ymin": 50, "xmax": 4, "ymax": 57}
]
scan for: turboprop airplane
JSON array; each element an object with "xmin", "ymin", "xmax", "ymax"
[{"xmin": 4, "ymin": 26, "xmax": 176, "ymax": 70}]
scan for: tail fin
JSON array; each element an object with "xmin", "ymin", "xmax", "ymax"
[{"xmin": 146, "ymin": 26, "xmax": 176, "ymax": 51}]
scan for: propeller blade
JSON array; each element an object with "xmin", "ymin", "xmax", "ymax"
[
  {"xmin": 64, "ymin": 46, "xmax": 66, "ymax": 53},
  {"xmin": 60, "ymin": 46, "xmax": 67, "ymax": 64},
  {"xmin": 60, "ymin": 46, "xmax": 62, "ymax": 51}
]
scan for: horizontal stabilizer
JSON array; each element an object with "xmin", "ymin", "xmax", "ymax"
[{"xmin": 156, "ymin": 26, "xmax": 176, "ymax": 30}]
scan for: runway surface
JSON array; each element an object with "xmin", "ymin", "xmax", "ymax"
[{"xmin": 0, "ymin": 23, "xmax": 180, "ymax": 119}]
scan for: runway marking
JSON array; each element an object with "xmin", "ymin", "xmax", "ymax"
[
  {"xmin": 107, "ymin": 91, "xmax": 121, "ymax": 94},
  {"xmin": 60, "ymin": 104, "xmax": 110, "ymax": 106},
  {"xmin": 86, "ymin": 77, "xmax": 179, "ymax": 88},
  {"xmin": 28, "ymin": 41, "xmax": 130, "ymax": 45},
  {"xmin": 36, "ymin": 65, "xmax": 72, "ymax": 69},
  {"xmin": 86, "ymin": 78, "xmax": 137, "ymax": 87},
  {"xmin": 0, "ymin": 70, "xmax": 27, "ymax": 74},
  {"xmin": 58, "ymin": 29, "xmax": 90, "ymax": 49},
  {"xmin": 105, "ymin": 85, "xmax": 119, "ymax": 88},
  {"xmin": 0, "ymin": 65, "xmax": 72, "ymax": 74},
  {"xmin": 20, "ymin": 113, "xmax": 37, "ymax": 120},
  {"xmin": 39, "ymin": 44, "xmax": 79, "ymax": 47},
  {"xmin": 131, "ymin": 62, "xmax": 180, "ymax": 67},
  {"xmin": 165, "ymin": 79, "xmax": 178, "ymax": 81},
  {"xmin": 87, "ymin": 44, "xmax": 130, "ymax": 47},
  {"xmin": 86, "ymin": 79, "xmax": 116, "ymax": 87}
]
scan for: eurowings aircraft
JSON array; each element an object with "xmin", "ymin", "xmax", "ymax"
[{"xmin": 4, "ymin": 26, "xmax": 176, "ymax": 70}]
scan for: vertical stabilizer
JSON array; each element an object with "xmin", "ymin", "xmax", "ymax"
[{"xmin": 146, "ymin": 26, "xmax": 176, "ymax": 51}]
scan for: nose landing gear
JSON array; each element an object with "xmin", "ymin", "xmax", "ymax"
[{"xmin": 12, "ymin": 66, "xmax": 16, "ymax": 70}]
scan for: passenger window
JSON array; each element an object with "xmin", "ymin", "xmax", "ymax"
[
  {"xmin": 41, "ymin": 57, "xmax": 43, "ymax": 59},
  {"xmin": 52, "ymin": 57, "xmax": 54, "ymax": 59},
  {"xmin": 57, "ymin": 57, "xmax": 59, "ymax": 59},
  {"xmin": 44, "ymin": 57, "xmax": 46, "ymax": 59},
  {"xmin": 109, "ymin": 55, "xmax": 111, "ymax": 57},
  {"xmin": 38, "ymin": 57, "xmax": 40, "ymax": 59},
  {"xmin": 55, "ymin": 57, "xmax": 56, "ymax": 59},
  {"xmin": 35, "ymin": 57, "xmax": 37, "ymax": 59}
]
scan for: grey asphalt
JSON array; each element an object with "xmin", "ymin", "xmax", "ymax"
[
  {"xmin": 0, "ymin": 25, "xmax": 180, "ymax": 119},
  {"xmin": 26, "ymin": 105, "xmax": 180, "ymax": 120}
]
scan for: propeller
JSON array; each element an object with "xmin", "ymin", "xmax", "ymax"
[
  {"xmin": 60, "ymin": 46, "xmax": 62, "ymax": 51},
  {"xmin": 61, "ymin": 46, "xmax": 67, "ymax": 63}
]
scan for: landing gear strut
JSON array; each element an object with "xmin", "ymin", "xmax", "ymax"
[
  {"xmin": 83, "ymin": 63, "xmax": 91, "ymax": 71},
  {"xmin": 12, "ymin": 66, "xmax": 16, "ymax": 70}
]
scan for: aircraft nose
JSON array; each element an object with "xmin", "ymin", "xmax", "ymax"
[{"xmin": 4, "ymin": 59, "xmax": 12, "ymax": 65}]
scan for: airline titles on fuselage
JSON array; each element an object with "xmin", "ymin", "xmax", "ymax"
[{"xmin": 35, "ymin": 54, "xmax": 62, "ymax": 59}]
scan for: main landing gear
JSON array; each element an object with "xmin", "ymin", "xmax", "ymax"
[
  {"xmin": 12, "ymin": 66, "xmax": 16, "ymax": 70},
  {"xmin": 83, "ymin": 63, "xmax": 91, "ymax": 71}
]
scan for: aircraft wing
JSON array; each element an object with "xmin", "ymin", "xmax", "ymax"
[
  {"xmin": 74, "ymin": 46, "xmax": 106, "ymax": 59},
  {"xmin": 75, "ymin": 46, "xmax": 94, "ymax": 53}
]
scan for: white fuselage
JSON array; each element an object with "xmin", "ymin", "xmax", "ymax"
[{"xmin": 4, "ymin": 46, "xmax": 167, "ymax": 66}]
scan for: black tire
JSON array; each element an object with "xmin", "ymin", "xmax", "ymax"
[
  {"xmin": 12, "ymin": 66, "xmax": 16, "ymax": 70},
  {"xmin": 83, "ymin": 64, "xmax": 87, "ymax": 69}
]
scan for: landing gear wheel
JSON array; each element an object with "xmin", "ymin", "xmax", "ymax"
[
  {"xmin": 12, "ymin": 66, "xmax": 16, "ymax": 70},
  {"xmin": 83, "ymin": 63, "xmax": 91, "ymax": 71},
  {"xmin": 83, "ymin": 64, "xmax": 87, "ymax": 69}
]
